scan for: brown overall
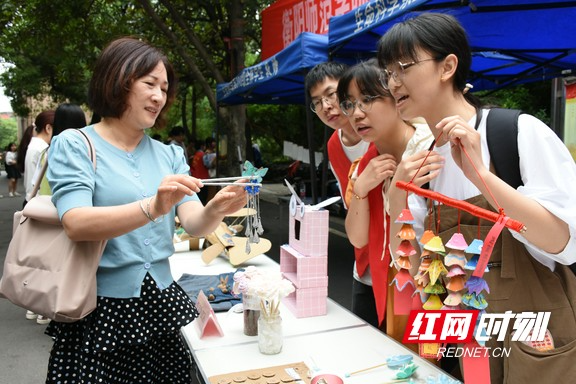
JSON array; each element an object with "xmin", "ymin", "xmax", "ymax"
[{"xmin": 427, "ymin": 195, "xmax": 576, "ymax": 383}]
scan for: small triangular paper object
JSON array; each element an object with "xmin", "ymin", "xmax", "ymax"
[
  {"xmin": 444, "ymin": 291, "xmax": 463, "ymax": 306},
  {"xmin": 396, "ymin": 208, "xmax": 415, "ymax": 224},
  {"xmin": 397, "ymin": 224, "xmax": 416, "ymax": 240},
  {"xmin": 445, "ymin": 232, "xmax": 468, "ymax": 250},
  {"xmin": 396, "ymin": 239, "xmax": 417, "ymax": 257},
  {"xmin": 424, "ymin": 282, "xmax": 446, "ymax": 294},
  {"xmin": 465, "ymin": 254, "xmax": 489, "ymax": 272},
  {"xmin": 424, "ymin": 236, "xmax": 446, "ymax": 254},
  {"xmin": 446, "ymin": 265, "xmax": 467, "ymax": 277},
  {"xmin": 419, "ymin": 230, "xmax": 436, "ymax": 246},
  {"xmin": 445, "ymin": 251, "xmax": 467, "ymax": 268},
  {"xmin": 390, "ymin": 269, "xmax": 416, "ymax": 291},
  {"xmin": 445, "ymin": 275, "xmax": 466, "ymax": 292},
  {"xmin": 465, "ymin": 238, "xmax": 484, "ymax": 254},
  {"xmin": 396, "ymin": 256, "xmax": 412, "ymax": 270},
  {"xmin": 423, "ymin": 294, "xmax": 443, "ymax": 310}
]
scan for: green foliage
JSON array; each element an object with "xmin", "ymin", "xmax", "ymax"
[
  {"xmin": 478, "ymin": 82, "xmax": 552, "ymax": 125},
  {"xmin": 0, "ymin": 116, "xmax": 18, "ymax": 149}
]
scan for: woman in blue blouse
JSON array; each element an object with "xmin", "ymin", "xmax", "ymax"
[{"xmin": 45, "ymin": 37, "xmax": 247, "ymax": 383}]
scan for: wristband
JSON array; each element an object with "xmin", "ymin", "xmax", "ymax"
[{"xmin": 353, "ymin": 193, "xmax": 367, "ymax": 200}]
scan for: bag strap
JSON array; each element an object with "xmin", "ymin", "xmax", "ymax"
[
  {"xmin": 485, "ymin": 108, "xmax": 523, "ymax": 189},
  {"xmin": 30, "ymin": 129, "xmax": 96, "ymax": 197}
]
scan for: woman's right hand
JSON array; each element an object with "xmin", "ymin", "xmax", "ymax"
[
  {"xmin": 151, "ymin": 174, "xmax": 203, "ymax": 217},
  {"xmin": 392, "ymin": 150, "xmax": 444, "ymax": 188},
  {"xmin": 354, "ymin": 153, "xmax": 397, "ymax": 198}
]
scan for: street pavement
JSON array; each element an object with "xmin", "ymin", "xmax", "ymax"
[{"xmin": 0, "ymin": 175, "xmax": 355, "ymax": 383}]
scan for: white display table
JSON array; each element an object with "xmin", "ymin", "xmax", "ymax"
[{"xmin": 170, "ymin": 250, "xmax": 457, "ymax": 384}]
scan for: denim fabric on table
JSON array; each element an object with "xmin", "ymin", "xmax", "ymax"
[{"xmin": 177, "ymin": 270, "xmax": 243, "ymax": 312}]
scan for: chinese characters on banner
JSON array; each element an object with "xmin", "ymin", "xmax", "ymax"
[{"xmin": 261, "ymin": 0, "xmax": 370, "ymax": 59}]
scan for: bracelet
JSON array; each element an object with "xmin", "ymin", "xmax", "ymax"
[
  {"xmin": 353, "ymin": 193, "xmax": 367, "ymax": 200},
  {"xmin": 140, "ymin": 197, "xmax": 164, "ymax": 223}
]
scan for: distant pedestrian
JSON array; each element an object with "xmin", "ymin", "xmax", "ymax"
[{"xmin": 4, "ymin": 142, "xmax": 21, "ymax": 197}]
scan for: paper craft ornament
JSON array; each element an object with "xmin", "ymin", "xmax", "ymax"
[
  {"xmin": 424, "ymin": 236, "xmax": 446, "ymax": 254},
  {"xmin": 425, "ymin": 259, "xmax": 448, "ymax": 285},
  {"xmin": 241, "ymin": 161, "xmax": 268, "ymax": 253},
  {"xmin": 423, "ymin": 294, "xmax": 443, "ymax": 310},
  {"xmin": 202, "ymin": 222, "xmax": 272, "ymax": 266}
]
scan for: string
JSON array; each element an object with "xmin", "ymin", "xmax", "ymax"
[
  {"xmin": 436, "ymin": 203, "xmax": 441, "ymax": 234},
  {"xmin": 457, "ymin": 209, "xmax": 461, "ymax": 232},
  {"xmin": 458, "ymin": 142, "xmax": 502, "ymax": 211}
]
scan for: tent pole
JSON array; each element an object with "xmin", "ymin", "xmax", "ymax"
[{"xmin": 305, "ymin": 94, "xmax": 319, "ymax": 205}]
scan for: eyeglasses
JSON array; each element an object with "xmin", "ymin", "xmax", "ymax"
[
  {"xmin": 339, "ymin": 95, "xmax": 382, "ymax": 116},
  {"xmin": 381, "ymin": 58, "xmax": 438, "ymax": 90},
  {"xmin": 310, "ymin": 91, "xmax": 338, "ymax": 113}
]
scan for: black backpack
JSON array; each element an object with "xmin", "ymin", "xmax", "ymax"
[{"xmin": 485, "ymin": 108, "xmax": 576, "ymax": 274}]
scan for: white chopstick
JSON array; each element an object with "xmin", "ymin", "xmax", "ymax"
[
  {"xmin": 201, "ymin": 182, "xmax": 262, "ymax": 187},
  {"xmin": 200, "ymin": 176, "xmax": 254, "ymax": 182}
]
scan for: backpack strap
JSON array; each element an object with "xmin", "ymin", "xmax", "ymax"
[{"xmin": 485, "ymin": 108, "xmax": 523, "ymax": 189}]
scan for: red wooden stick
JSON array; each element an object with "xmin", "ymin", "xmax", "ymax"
[{"xmin": 396, "ymin": 181, "xmax": 526, "ymax": 233}]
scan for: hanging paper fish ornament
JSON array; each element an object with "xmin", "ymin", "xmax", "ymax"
[
  {"xmin": 241, "ymin": 161, "xmax": 269, "ymax": 252},
  {"xmin": 466, "ymin": 276, "xmax": 491, "ymax": 295}
]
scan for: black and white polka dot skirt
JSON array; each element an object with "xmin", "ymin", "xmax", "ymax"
[{"xmin": 45, "ymin": 273, "xmax": 199, "ymax": 384}]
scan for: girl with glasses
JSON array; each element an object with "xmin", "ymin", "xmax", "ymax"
[
  {"xmin": 379, "ymin": 13, "xmax": 576, "ymax": 383},
  {"xmin": 337, "ymin": 59, "xmax": 434, "ymax": 348}
]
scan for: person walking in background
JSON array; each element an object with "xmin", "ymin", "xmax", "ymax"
[
  {"xmin": 22, "ymin": 110, "xmax": 54, "ymax": 206},
  {"xmin": 4, "ymin": 142, "xmax": 21, "ymax": 197},
  {"xmin": 337, "ymin": 60, "xmax": 433, "ymax": 347},
  {"xmin": 379, "ymin": 13, "xmax": 576, "ymax": 382},
  {"xmin": 190, "ymin": 138, "xmax": 209, "ymax": 204},
  {"xmin": 169, "ymin": 125, "xmax": 188, "ymax": 162},
  {"xmin": 45, "ymin": 36, "xmax": 247, "ymax": 383},
  {"xmin": 305, "ymin": 62, "xmax": 375, "ymax": 326}
]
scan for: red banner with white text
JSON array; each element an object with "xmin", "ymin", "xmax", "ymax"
[{"xmin": 261, "ymin": 0, "xmax": 370, "ymax": 59}]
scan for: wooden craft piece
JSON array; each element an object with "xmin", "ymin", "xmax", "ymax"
[
  {"xmin": 202, "ymin": 222, "xmax": 271, "ymax": 265},
  {"xmin": 208, "ymin": 362, "xmax": 311, "ymax": 384}
]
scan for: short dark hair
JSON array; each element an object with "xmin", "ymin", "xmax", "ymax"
[
  {"xmin": 169, "ymin": 126, "xmax": 185, "ymax": 137},
  {"xmin": 87, "ymin": 36, "xmax": 177, "ymax": 129},
  {"xmin": 377, "ymin": 13, "xmax": 471, "ymax": 96},
  {"xmin": 304, "ymin": 62, "xmax": 349, "ymax": 96},
  {"xmin": 337, "ymin": 58, "xmax": 390, "ymax": 104}
]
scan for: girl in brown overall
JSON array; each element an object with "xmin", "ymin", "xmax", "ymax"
[{"xmin": 378, "ymin": 13, "xmax": 576, "ymax": 384}]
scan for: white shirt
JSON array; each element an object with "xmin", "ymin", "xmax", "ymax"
[
  {"xmin": 24, "ymin": 137, "xmax": 49, "ymax": 200},
  {"xmin": 409, "ymin": 109, "xmax": 576, "ymax": 271}
]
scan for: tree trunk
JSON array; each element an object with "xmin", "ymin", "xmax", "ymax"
[{"xmin": 224, "ymin": 0, "xmax": 246, "ymax": 176}]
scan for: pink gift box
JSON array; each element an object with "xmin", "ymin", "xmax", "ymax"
[
  {"xmin": 280, "ymin": 245, "xmax": 328, "ymax": 288},
  {"xmin": 283, "ymin": 285, "xmax": 328, "ymax": 318},
  {"xmin": 289, "ymin": 206, "xmax": 329, "ymax": 256}
]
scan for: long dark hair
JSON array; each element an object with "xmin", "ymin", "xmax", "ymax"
[{"xmin": 16, "ymin": 124, "xmax": 35, "ymax": 173}]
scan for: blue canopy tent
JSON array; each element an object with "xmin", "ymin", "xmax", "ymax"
[
  {"xmin": 217, "ymin": 32, "xmax": 329, "ymax": 202},
  {"xmin": 217, "ymin": 32, "xmax": 328, "ymax": 105},
  {"xmin": 328, "ymin": 0, "xmax": 576, "ymax": 92}
]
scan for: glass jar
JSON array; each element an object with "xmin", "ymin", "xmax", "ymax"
[
  {"xmin": 258, "ymin": 313, "xmax": 283, "ymax": 355},
  {"xmin": 242, "ymin": 294, "xmax": 260, "ymax": 336}
]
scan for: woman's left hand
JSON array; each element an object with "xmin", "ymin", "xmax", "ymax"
[{"xmin": 437, "ymin": 115, "xmax": 487, "ymax": 183}]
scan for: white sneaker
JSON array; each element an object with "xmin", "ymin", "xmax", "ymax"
[
  {"xmin": 36, "ymin": 315, "xmax": 51, "ymax": 325},
  {"xmin": 13, "ymin": 191, "xmax": 21, "ymax": 196},
  {"xmin": 26, "ymin": 310, "xmax": 38, "ymax": 320},
  {"xmin": 8, "ymin": 192, "xmax": 14, "ymax": 197}
]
